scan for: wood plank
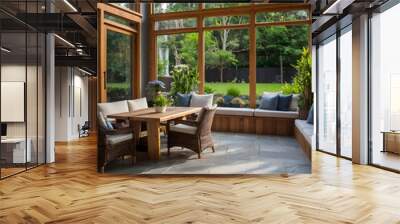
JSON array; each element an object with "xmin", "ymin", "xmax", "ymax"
[
  {"xmin": 295, "ymin": 125, "xmax": 312, "ymax": 161},
  {"xmin": 2, "ymin": 135, "xmax": 400, "ymax": 222}
]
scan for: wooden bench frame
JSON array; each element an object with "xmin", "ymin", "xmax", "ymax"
[
  {"xmin": 212, "ymin": 114, "xmax": 295, "ymax": 136},
  {"xmin": 294, "ymin": 125, "xmax": 312, "ymax": 161}
]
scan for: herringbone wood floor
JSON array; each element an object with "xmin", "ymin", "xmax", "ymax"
[{"xmin": 1, "ymin": 135, "xmax": 400, "ymax": 224}]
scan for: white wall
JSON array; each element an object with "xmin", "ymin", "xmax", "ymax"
[{"xmin": 54, "ymin": 67, "xmax": 89, "ymax": 141}]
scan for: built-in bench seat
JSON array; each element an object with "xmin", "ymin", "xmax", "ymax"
[
  {"xmin": 254, "ymin": 109, "xmax": 298, "ymax": 119},
  {"xmin": 212, "ymin": 107, "xmax": 299, "ymax": 136},
  {"xmin": 294, "ymin": 119, "xmax": 313, "ymax": 160},
  {"xmin": 215, "ymin": 107, "xmax": 254, "ymax": 116}
]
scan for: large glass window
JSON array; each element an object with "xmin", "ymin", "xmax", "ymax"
[
  {"xmin": 204, "ymin": 15, "xmax": 249, "ymax": 27},
  {"xmin": 205, "ymin": 29, "xmax": 249, "ymax": 108},
  {"xmin": 317, "ymin": 35, "xmax": 337, "ymax": 155},
  {"xmin": 371, "ymin": 4, "xmax": 400, "ymax": 171},
  {"xmin": 256, "ymin": 10, "xmax": 309, "ymax": 23},
  {"xmin": 155, "ymin": 18, "xmax": 197, "ymax": 31},
  {"xmin": 339, "ymin": 26, "xmax": 352, "ymax": 158},
  {"xmin": 153, "ymin": 3, "xmax": 199, "ymax": 14},
  {"xmin": 204, "ymin": 3, "xmax": 251, "ymax": 9},
  {"xmin": 157, "ymin": 33, "xmax": 198, "ymax": 78},
  {"xmin": 256, "ymin": 25, "xmax": 308, "ymax": 102}
]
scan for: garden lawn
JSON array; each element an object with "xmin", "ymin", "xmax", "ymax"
[{"xmin": 205, "ymin": 82, "xmax": 285, "ymax": 96}]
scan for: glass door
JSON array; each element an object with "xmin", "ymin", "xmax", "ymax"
[
  {"xmin": 98, "ymin": 3, "xmax": 141, "ymax": 103},
  {"xmin": 105, "ymin": 27, "xmax": 135, "ymax": 102},
  {"xmin": 317, "ymin": 35, "xmax": 337, "ymax": 155}
]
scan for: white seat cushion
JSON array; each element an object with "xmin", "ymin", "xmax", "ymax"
[
  {"xmin": 98, "ymin": 100, "xmax": 129, "ymax": 116},
  {"xmin": 169, "ymin": 124, "xmax": 197, "ymax": 135},
  {"xmin": 295, "ymin": 119, "xmax": 314, "ymax": 144},
  {"xmin": 254, "ymin": 109, "xmax": 299, "ymax": 118},
  {"xmin": 106, "ymin": 133, "xmax": 133, "ymax": 145},
  {"xmin": 216, "ymin": 107, "xmax": 254, "ymax": 116},
  {"xmin": 127, "ymin": 98, "xmax": 148, "ymax": 111},
  {"xmin": 190, "ymin": 93, "xmax": 213, "ymax": 108}
]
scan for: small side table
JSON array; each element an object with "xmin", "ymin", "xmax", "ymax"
[{"xmin": 381, "ymin": 131, "xmax": 400, "ymax": 154}]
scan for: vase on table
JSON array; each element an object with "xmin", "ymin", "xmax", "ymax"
[{"xmin": 155, "ymin": 106, "xmax": 167, "ymax": 113}]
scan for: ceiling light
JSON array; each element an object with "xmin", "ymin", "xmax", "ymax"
[
  {"xmin": 63, "ymin": 0, "xmax": 78, "ymax": 12},
  {"xmin": 1, "ymin": 47, "xmax": 11, "ymax": 53},
  {"xmin": 78, "ymin": 67, "xmax": 93, "ymax": 76},
  {"xmin": 54, "ymin": 34, "xmax": 75, "ymax": 48}
]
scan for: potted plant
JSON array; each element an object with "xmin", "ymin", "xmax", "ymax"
[
  {"xmin": 293, "ymin": 48, "xmax": 312, "ymax": 119},
  {"xmin": 153, "ymin": 94, "xmax": 171, "ymax": 113}
]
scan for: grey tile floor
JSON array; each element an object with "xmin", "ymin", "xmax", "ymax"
[{"xmin": 107, "ymin": 132, "xmax": 311, "ymax": 174}]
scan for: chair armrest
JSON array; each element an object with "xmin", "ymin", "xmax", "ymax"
[
  {"xmin": 103, "ymin": 127, "xmax": 133, "ymax": 135},
  {"xmin": 174, "ymin": 119, "xmax": 199, "ymax": 127}
]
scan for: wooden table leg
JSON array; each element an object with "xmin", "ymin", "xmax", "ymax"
[
  {"xmin": 130, "ymin": 120, "xmax": 142, "ymax": 143},
  {"xmin": 147, "ymin": 120, "xmax": 161, "ymax": 160}
]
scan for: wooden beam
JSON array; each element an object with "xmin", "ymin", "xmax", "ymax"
[
  {"xmin": 135, "ymin": 23, "xmax": 141, "ymax": 98},
  {"xmin": 149, "ymin": 16, "xmax": 157, "ymax": 81},
  {"xmin": 249, "ymin": 10, "xmax": 257, "ymax": 108},
  {"xmin": 198, "ymin": 13, "xmax": 205, "ymax": 94},
  {"xmin": 98, "ymin": 3, "xmax": 142, "ymax": 21},
  {"xmin": 98, "ymin": 8, "xmax": 106, "ymax": 103}
]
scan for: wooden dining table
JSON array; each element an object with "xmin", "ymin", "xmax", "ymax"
[{"xmin": 109, "ymin": 107, "xmax": 202, "ymax": 160}]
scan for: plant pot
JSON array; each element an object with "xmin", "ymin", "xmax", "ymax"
[
  {"xmin": 155, "ymin": 106, "xmax": 167, "ymax": 113},
  {"xmin": 299, "ymin": 108, "xmax": 308, "ymax": 120}
]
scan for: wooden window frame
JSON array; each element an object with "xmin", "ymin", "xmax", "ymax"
[
  {"xmin": 149, "ymin": 3, "xmax": 311, "ymax": 108},
  {"xmin": 98, "ymin": 3, "xmax": 142, "ymax": 103}
]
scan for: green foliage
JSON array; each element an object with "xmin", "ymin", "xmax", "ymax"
[
  {"xmin": 292, "ymin": 48, "xmax": 312, "ymax": 110},
  {"xmin": 153, "ymin": 94, "xmax": 171, "ymax": 107},
  {"xmin": 169, "ymin": 65, "xmax": 199, "ymax": 97},
  {"xmin": 282, "ymin": 82, "xmax": 300, "ymax": 95},
  {"xmin": 204, "ymin": 86, "xmax": 216, "ymax": 94},
  {"xmin": 205, "ymin": 82, "xmax": 284, "ymax": 97},
  {"xmin": 256, "ymin": 25, "xmax": 308, "ymax": 67},
  {"xmin": 226, "ymin": 87, "xmax": 241, "ymax": 97},
  {"xmin": 157, "ymin": 59, "xmax": 167, "ymax": 77}
]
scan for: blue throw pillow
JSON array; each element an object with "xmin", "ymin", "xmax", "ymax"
[
  {"xmin": 277, "ymin": 94, "xmax": 293, "ymax": 111},
  {"xmin": 175, "ymin": 93, "xmax": 191, "ymax": 107},
  {"xmin": 307, "ymin": 105, "xmax": 314, "ymax": 124},
  {"xmin": 259, "ymin": 94, "xmax": 279, "ymax": 110}
]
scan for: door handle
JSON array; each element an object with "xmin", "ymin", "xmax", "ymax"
[{"xmin": 104, "ymin": 71, "xmax": 107, "ymax": 89}]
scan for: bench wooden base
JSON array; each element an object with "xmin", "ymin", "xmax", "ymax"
[
  {"xmin": 212, "ymin": 114, "xmax": 295, "ymax": 136},
  {"xmin": 212, "ymin": 115, "xmax": 255, "ymax": 133},
  {"xmin": 294, "ymin": 125, "xmax": 312, "ymax": 161}
]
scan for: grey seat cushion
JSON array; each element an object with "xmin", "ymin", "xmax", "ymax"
[
  {"xmin": 295, "ymin": 119, "xmax": 314, "ymax": 144},
  {"xmin": 254, "ymin": 109, "xmax": 299, "ymax": 118},
  {"xmin": 106, "ymin": 133, "xmax": 133, "ymax": 145},
  {"xmin": 216, "ymin": 107, "xmax": 254, "ymax": 116},
  {"xmin": 170, "ymin": 123, "xmax": 197, "ymax": 135}
]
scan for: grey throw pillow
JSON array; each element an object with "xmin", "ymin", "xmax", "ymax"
[
  {"xmin": 277, "ymin": 94, "xmax": 293, "ymax": 111},
  {"xmin": 176, "ymin": 93, "xmax": 192, "ymax": 107},
  {"xmin": 259, "ymin": 94, "xmax": 279, "ymax": 110}
]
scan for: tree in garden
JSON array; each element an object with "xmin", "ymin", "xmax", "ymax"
[{"xmin": 206, "ymin": 49, "xmax": 238, "ymax": 82}]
